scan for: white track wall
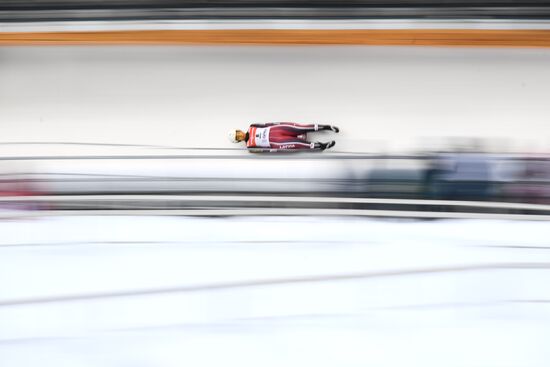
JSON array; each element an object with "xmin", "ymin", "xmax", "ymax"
[{"xmin": 1, "ymin": 46, "xmax": 549, "ymax": 154}]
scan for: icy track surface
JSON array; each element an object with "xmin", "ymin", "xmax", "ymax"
[
  {"xmin": 2, "ymin": 46, "xmax": 550, "ymax": 154},
  {"xmin": 1, "ymin": 216, "xmax": 549, "ymax": 366}
]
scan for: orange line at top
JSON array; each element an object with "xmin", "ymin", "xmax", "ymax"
[{"xmin": 1, "ymin": 29, "xmax": 550, "ymax": 47}]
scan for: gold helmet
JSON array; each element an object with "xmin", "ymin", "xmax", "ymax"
[{"xmin": 228, "ymin": 130, "xmax": 239, "ymax": 143}]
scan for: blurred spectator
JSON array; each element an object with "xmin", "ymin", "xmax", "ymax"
[
  {"xmin": 364, "ymin": 167, "xmax": 424, "ymax": 199},
  {"xmin": 0, "ymin": 176, "xmax": 42, "ymax": 211},
  {"xmin": 0, "ymin": 162, "xmax": 43, "ymax": 212},
  {"xmin": 425, "ymin": 151, "xmax": 494, "ymax": 201},
  {"xmin": 500, "ymin": 156, "xmax": 550, "ymax": 204}
]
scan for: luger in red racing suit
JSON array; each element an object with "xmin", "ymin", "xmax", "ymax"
[{"xmin": 245, "ymin": 122, "xmax": 334, "ymax": 152}]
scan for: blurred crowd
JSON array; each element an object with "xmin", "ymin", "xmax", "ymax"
[
  {"xmin": 1, "ymin": 148, "xmax": 550, "ymax": 215},
  {"xmin": 363, "ymin": 152, "xmax": 550, "ymax": 205}
]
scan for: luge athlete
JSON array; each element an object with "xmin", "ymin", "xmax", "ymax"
[{"xmin": 228, "ymin": 122, "xmax": 339, "ymax": 152}]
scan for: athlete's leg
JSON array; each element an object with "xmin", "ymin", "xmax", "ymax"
[
  {"xmin": 270, "ymin": 136, "xmax": 335, "ymax": 151},
  {"xmin": 270, "ymin": 134, "xmax": 317, "ymax": 150},
  {"xmin": 270, "ymin": 125, "xmax": 335, "ymax": 145},
  {"xmin": 270, "ymin": 142, "xmax": 317, "ymax": 150},
  {"xmin": 270, "ymin": 124, "xmax": 318, "ymax": 137},
  {"xmin": 316, "ymin": 124, "xmax": 339, "ymax": 133},
  {"xmin": 272, "ymin": 123, "xmax": 339, "ymax": 136}
]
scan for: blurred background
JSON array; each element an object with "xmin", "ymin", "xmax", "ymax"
[{"xmin": 1, "ymin": 1, "xmax": 550, "ymax": 367}]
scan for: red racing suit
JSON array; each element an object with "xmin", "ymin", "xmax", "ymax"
[{"xmin": 245, "ymin": 122, "xmax": 322, "ymax": 151}]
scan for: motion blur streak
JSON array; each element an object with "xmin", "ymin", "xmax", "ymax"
[
  {"xmin": 2, "ymin": 29, "xmax": 550, "ymax": 46},
  {"xmin": 1, "ymin": 46, "xmax": 550, "ymax": 216},
  {"xmin": 2, "ymin": 261, "xmax": 550, "ymax": 307},
  {"xmin": 2, "ymin": 3, "xmax": 550, "ymax": 365},
  {"xmin": 1, "ymin": 217, "xmax": 550, "ymax": 366}
]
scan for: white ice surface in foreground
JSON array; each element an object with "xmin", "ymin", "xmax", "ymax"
[{"xmin": 1, "ymin": 216, "xmax": 549, "ymax": 366}]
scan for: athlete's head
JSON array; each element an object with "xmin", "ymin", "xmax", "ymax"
[{"xmin": 228, "ymin": 129, "xmax": 246, "ymax": 143}]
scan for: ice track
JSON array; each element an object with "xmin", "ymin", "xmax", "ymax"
[
  {"xmin": 1, "ymin": 46, "xmax": 550, "ymax": 154},
  {"xmin": 1, "ymin": 216, "xmax": 550, "ymax": 366},
  {"xmin": 1, "ymin": 44, "xmax": 550, "ymax": 366}
]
